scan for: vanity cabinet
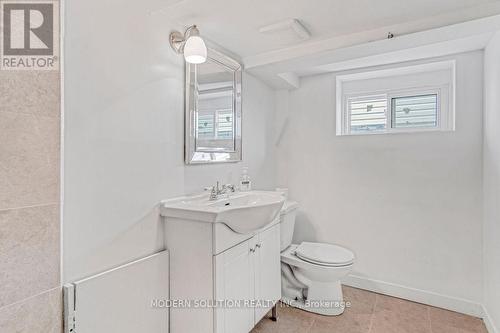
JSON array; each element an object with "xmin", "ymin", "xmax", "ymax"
[
  {"xmin": 253, "ymin": 224, "xmax": 281, "ymax": 321},
  {"xmin": 214, "ymin": 224, "xmax": 281, "ymax": 333},
  {"xmin": 164, "ymin": 218, "xmax": 281, "ymax": 333}
]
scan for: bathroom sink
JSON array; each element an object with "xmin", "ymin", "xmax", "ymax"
[{"xmin": 160, "ymin": 191, "xmax": 285, "ymax": 234}]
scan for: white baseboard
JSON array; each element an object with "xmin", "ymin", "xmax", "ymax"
[
  {"xmin": 343, "ymin": 274, "xmax": 483, "ymax": 318},
  {"xmin": 483, "ymin": 306, "xmax": 499, "ymax": 333}
]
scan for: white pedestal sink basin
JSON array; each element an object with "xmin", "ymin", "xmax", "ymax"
[{"xmin": 160, "ymin": 191, "xmax": 285, "ymax": 234}]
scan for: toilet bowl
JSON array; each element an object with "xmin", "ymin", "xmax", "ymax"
[{"xmin": 279, "ymin": 201, "xmax": 355, "ymax": 316}]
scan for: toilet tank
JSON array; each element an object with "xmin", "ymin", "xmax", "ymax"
[{"xmin": 279, "ymin": 201, "xmax": 299, "ymax": 251}]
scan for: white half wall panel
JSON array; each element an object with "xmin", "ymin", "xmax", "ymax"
[{"xmin": 64, "ymin": 251, "xmax": 169, "ymax": 333}]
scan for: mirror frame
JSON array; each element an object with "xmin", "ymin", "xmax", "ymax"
[{"xmin": 185, "ymin": 48, "xmax": 243, "ymax": 165}]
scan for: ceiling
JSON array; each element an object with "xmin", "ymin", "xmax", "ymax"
[{"xmin": 156, "ymin": 0, "xmax": 500, "ymax": 60}]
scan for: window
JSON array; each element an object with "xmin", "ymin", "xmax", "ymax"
[
  {"xmin": 391, "ymin": 94, "xmax": 438, "ymax": 129},
  {"xmin": 216, "ymin": 109, "xmax": 233, "ymax": 139},
  {"xmin": 336, "ymin": 61, "xmax": 455, "ymax": 136},
  {"xmin": 197, "ymin": 114, "xmax": 215, "ymax": 138},
  {"xmin": 345, "ymin": 90, "xmax": 441, "ymax": 135},
  {"xmin": 197, "ymin": 109, "xmax": 234, "ymax": 140},
  {"xmin": 348, "ymin": 94, "xmax": 387, "ymax": 134}
]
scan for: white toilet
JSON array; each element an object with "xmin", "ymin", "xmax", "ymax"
[{"xmin": 279, "ymin": 201, "xmax": 355, "ymax": 316}]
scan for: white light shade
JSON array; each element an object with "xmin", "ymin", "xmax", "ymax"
[{"xmin": 184, "ymin": 36, "xmax": 207, "ymax": 64}]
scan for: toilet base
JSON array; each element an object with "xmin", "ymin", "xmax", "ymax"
[{"xmin": 281, "ymin": 277, "xmax": 346, "ymax": 316}]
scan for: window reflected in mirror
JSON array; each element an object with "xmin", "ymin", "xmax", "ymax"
[{"xmin": 196, "ymin": 60, "xmax": 235, "ymax": 151}]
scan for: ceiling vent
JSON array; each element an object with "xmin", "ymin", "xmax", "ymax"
[{"xmin": 259, "ymin": 18, "xmax": 311, "ymax": 40}]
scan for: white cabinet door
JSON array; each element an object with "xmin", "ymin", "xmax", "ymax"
[
  {"xmin": 214, "ymin": 237, "xmax": 256, "ymax": 333},
  {"xmin": 254, "ymin": 224, "xmax": 281, "ymax": 322}
]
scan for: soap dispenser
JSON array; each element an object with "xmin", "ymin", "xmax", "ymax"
[{"xmin": 239, "ymin": 167, "xmax": 252, "ymax": 192}]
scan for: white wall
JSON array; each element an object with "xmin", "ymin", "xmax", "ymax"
[
  {"xmin": 63, "ymin": 0, "xmax": 276, "ymax": 282},
  {"xmin": 275, "ymin": 52, "xmax": 484, "ymax": 314},
  {"xmin": 483, "ymin": 32, "xmax": 500, "ymax": 333}
]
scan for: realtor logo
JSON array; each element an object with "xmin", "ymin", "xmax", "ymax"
[{"xmin": 0, "ymin": 0, "xmax": 59, "ymax": 70}]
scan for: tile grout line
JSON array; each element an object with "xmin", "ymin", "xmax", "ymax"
[
  {"xmin": 306, "ymin": 317, "xmax": 316, "ymax": 333},
  {"xmin": 367, "ymin": 294, "xmax": 379, "ymax": 333},
  {"xmin": 428, "ymin": 306, "xmax": 433, "ymax": 333},
  {"xmin": 0, "ymin": 286, "xmax": 61, "ymax": 312},
  {"xmin": 0, "ymin": 202, "xmax": 59, "ymax": 213}
]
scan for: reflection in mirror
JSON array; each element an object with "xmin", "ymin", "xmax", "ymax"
[
  {"xmin": 196, "ymin": 61, "xmax": 235, "ymax": 152},
  {"xmin": 185, "ymin": 49, "xmax": 242, "ymax": 164}
]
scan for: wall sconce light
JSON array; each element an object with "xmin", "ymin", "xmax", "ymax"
[{"xmin": 169, "ymin": 25, "xmax": 207, "ymax": 64}]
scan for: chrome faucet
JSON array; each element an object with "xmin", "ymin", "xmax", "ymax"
[{"xmin": 206, "ymin": 181, "xmax": 236, "ymax": 201}]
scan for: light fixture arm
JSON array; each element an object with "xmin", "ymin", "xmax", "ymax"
[{"xmin": 169, "ymin": 25, "xmax": 200, "ymax": 54}]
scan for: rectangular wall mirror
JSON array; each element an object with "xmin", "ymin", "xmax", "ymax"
[{"xmin": 185, "ymin": 48, "xmax": 242, "ymax": 164}]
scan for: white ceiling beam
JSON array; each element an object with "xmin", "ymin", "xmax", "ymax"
[
  {"xmin": 245, "ymin": 15, "xmax": 500, "ymax": 89},
  {"xmin": 244, "ymin": 14, "xmax": 500, "ymax": 69},
  {"xmin": 277, "ymin": 72, "xmax": 300, "ymax": 90},
  {"xmin": 259, "ymin": 19, "xmax": 311, "ymax": 41}
]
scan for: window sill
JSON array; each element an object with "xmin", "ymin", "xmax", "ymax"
[{"xmin": 337, "ymin": 127, "xmax": 455, "ymax": 137}]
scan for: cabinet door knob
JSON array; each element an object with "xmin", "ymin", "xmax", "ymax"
[
  {"xmin": 256, "ymin": 243, "xmax": 262, "ymax": 248},
  {"xmin": 250, "ymin": 248, "xmax": 255, "ymax": 253}
]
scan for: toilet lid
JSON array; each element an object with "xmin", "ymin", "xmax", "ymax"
[{"xmin": 294, "ymin": 242, "xmax": 355, "ymax": 266}]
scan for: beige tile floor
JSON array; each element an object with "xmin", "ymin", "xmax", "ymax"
[{"xmin": 252, "ymin": 286, "xmax": 488, "ymax": 333}]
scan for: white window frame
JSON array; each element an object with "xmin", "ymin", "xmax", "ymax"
[
  {"xmin": 388, "ymin": 86, "xmax": 448, "ymax": 133},
  {"xmin": 341, "ymin": 85, "xmax": 451, "ymax": 136},
  {"xmin": 336, "ymin": 61, "xmax": 455, "ymax": 136},
  {"xmin": 344, "ymin": 93, "xmax": 388, "ymax": 134}
]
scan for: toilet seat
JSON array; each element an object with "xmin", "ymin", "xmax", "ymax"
[{"xmin": 294, "ymin": 242, "xmax": 355, "ymax": 267}]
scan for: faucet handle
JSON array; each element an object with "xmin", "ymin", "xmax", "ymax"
[
  {"xmin": 204, "ymin": 186, "xmax": 218, "ymax": 200},
  {"xmin": 222, "ymin": 184, "xmax": 236, "ymax": 193}
]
